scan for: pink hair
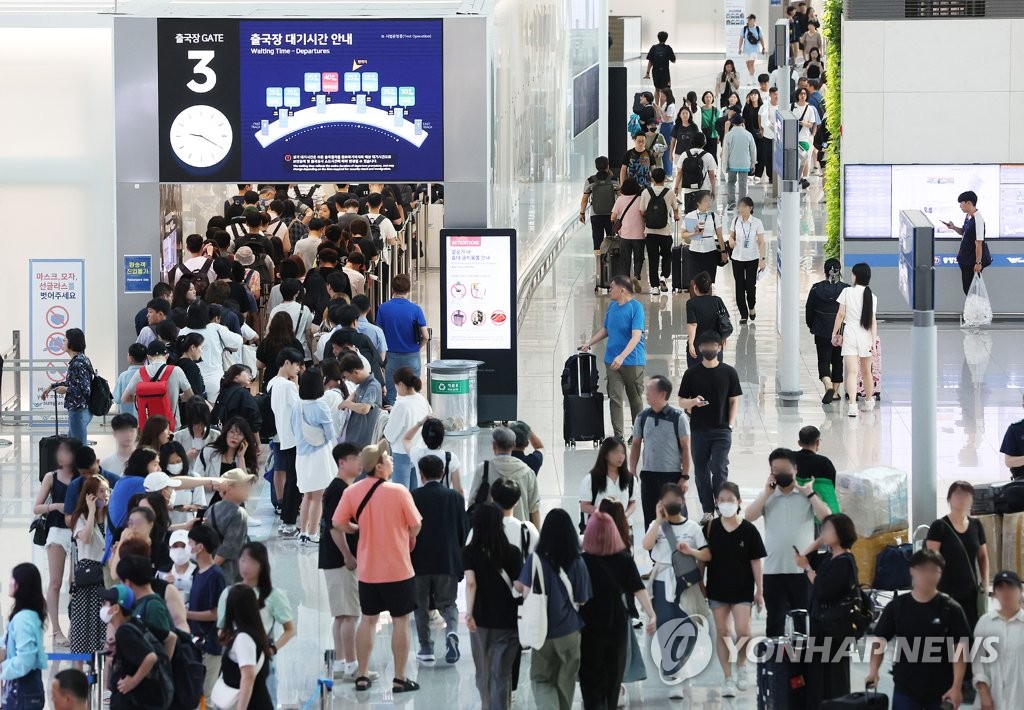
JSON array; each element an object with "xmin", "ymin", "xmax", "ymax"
[{"xmin": 582, "ymin": 512, "xmax": 627, "ymax": 556}]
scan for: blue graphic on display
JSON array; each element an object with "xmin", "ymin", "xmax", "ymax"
[{"xmin": 239, "ymin": 20, "xmax": 443, "ymax": 181}]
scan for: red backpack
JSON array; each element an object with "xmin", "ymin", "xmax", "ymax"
[{"xmin": 136, "ymin": 364, "xmax": 176, "ymax": 431}]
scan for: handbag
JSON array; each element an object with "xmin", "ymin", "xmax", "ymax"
[
  {"xmin": 942, "ymin": 518, "xmax": 989, "ymax": 619},
  {"xmin": 517, "ymin": 555, "xmax": 576, "ymax": 651},
  {"xmin": 612, "ymin": 194, "xmax": 641, "ymax": 236},
  {"xmin": 29, "ymin": 515, "xmax": 49, "ymax": 547},
  {"xmin": 715, "ymin": 299, "xmax": 734, "ymax": 339},
  {"xmin": 622, "ymin": 619, "xmax": 647, "ymax": 682},
  {"xmin": 831, "ymin": 323, "xmax": 845, "ymax": 348},
  {"xmin": 660, "ymin": 522, "xmax": 703, "ymax": 590},
  {"xmin": 815, "ymin": 584, "xmax": 874, "ymax": 639},
  {"xmin": 72, "ymin": 535, "xmax": 105, "ymax": 589}
]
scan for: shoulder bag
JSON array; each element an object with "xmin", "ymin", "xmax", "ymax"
[
  {"xmin": 812, "ymin": 554, "xmax": 873, "ymax": 639},
  {"xmin": 660, "ymin": 522, "xmax": 702, "ymax": 590},
  {"xmin": 517, "ymin": 555, "xmax": 576, "ymax": 650},
  {"xmin": 715, "ymin": 298, "xmax": 734, "ymax": 339}
]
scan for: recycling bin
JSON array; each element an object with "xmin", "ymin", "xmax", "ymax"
[{"xmin": 426, "ymin": 359, "xmax": 483, "ymax": 435}]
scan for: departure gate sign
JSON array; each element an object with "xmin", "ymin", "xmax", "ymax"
[{"xmin": 157, "ymin": 19, "xmax": 444, "ymax": 183}]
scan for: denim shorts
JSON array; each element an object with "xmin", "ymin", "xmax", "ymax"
[
  {"xmin": 708, "ymin": 599, "xmax": 753, "ymax": 610},
  {"xmin": 269, "ymin": 441, "xmax": 285, "ymax": 472}
]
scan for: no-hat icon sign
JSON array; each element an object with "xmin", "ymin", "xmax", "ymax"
[
  {"xmin": 45, "ymin": 333, "xmax": 65, "ymax": 356},
  {"xmin": 46, "ymin": 306, "xmax": 69, "ymax": 329}
]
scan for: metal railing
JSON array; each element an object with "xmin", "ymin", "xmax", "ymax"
[
  {"xmin": 47, "ymin": 650, "xmax": 104, "ymax": 709},
  {"xmin": 367, "ymin": 209, "xmax": 418, "ymax": 318},
  {"xmin": 0, "ymin": 330, "xmax": 71, "ymax": 426}
]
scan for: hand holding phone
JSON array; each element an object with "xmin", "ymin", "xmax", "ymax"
[{"xmin": 696, "ymin": 396, "xmax": 709, "ymax": 407}]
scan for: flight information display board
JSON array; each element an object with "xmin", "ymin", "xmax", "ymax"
[{"xmin": 158, "ymin": 18, "xmax": 444, "ymax": 183}]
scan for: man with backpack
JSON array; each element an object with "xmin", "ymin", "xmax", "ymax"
[
  {"xmin": 630, "ymin": 375, "xmax": 691, "ymax": 529},
  {"xmin": 673, "ymin": 133, "xmax": 717, "ymax": 213},
  {"xmin": 121, "ymin": 340, "xmax": 193, "ymax": 431},
  {"xmin": 170, "ymin": 233, "xmax": 215, "ymax": 290},
  {"xmin": 722, "ymin": 113, "xmax": 757, "ymax": 211},
  {"xmin": 101, "ymin": 584, "xmax": 174, "ymax": 710},
  {"xmin": 366, "ymin": 193, "xmax": 399, "ymax": 250},
  {"xmin": 738, "ymin": 15, "xmax": 766, "ymax": 83},
  {"xmin": 265, "ymin": 199, "xmax": 293, "ymax": 255},
  {"xmin": 640, "ymin": 167, "xmax": 678, "ymax": 293},
  {"xmin": 580, "ymin": 156, "xmax": 620, "ymax": 288},
  {"xmin": 468, "ymin": 427, "xmax": 540, "ymax": 529},
  {"xmin": 644, "ymin": 31, "xmax": 676, "ymax": 89}
]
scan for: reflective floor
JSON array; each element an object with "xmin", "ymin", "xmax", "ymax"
[{"xmin": 2, "ymin": 57, "xmax": 1017, "ymax": 708}]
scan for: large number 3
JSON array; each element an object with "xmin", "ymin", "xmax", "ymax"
[{"xmin": 186, "ymin": 50, "xmax": 217, "ymax": 93}]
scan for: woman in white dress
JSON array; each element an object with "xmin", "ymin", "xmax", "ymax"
[
  {"xmin": 289, "ymin": 368, "xmax": 337, "ymax": 546},
  {"xmin": 831, "ymin": 263, "xmax": 878, "ymax": 417},
  {"xmin": 179, "ymin": 300, "xmax": 242, "ymax": 403}
]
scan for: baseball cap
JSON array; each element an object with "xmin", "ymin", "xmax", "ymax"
[
  {"xmin": 235, "ymin": 246, "xmax": 256, "ymax": 266},
  {"xmin": 993, "ymin": 570, "xmax": 1022, "ymax": 588},
  {"xmin": 144, "ymin": 471, "xmax": 183, "ymax": 493},
  {"xmin": 220, "ymin": 467, "xmax": 256, "ymax": 485},
  {"xmin": 147, "ymin": 340, "xmax": 168, "ymax": 357},
  {"xmin": 359, "ymin": 440, "xmax": 392, "ymax": 474},
  {"xmin": 169, "ymin": 529, "xmax": 190, "ymax": 547},
  {"xmin": 101, "ymin": 584, "xmax": 135, "ymax": 611}
]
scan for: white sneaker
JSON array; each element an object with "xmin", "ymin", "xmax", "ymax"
[
  {"xmin": 847, "ymin": 404, "xmax": 858, "ymax": 418},
  {"xmin": 302, "ymin": 534, "xmax": 320, "ymax": 547},
  {"xmin": 279, "ymin": 524, "xmax": 299, "ymax": 537},
  {"xmin": 735, "ymin": 666, "xmax": 750, "ymax": 691},
  {"xmin": 722, "ymin": 679, "xmax": 738, "ymax": 697}
]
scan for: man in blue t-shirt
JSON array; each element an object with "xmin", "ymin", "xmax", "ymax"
[
  {"xmin": 375, "ymin": 274, "xmax": 429, "ymax": 406},
  {"xmin": 63, "ymin": 446, "xmax": 121, "ymax": 521},
  {"xmin": 186, "ymin": 524, "xmax": 227, "ymax": 698},
  {"xmin": 580, "ymin": 275, "xmax": 647, "ymax": 439}
]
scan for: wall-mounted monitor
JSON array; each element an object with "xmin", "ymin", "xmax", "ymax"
[
  {"xmin": 573, "ymin": 63, "xmax": 600, "ymax": 137},
  {"xmin": 157, "ymin": 18, "xmax": 444, "ymax": 183},
  {"xmin": 843, "ymin": 164, "xmax": 1019, "ymax": 239}
]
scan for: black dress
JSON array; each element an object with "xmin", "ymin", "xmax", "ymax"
[{"xmin": 807, "ymin": 551, "xmax": 857, "ymax": 706}]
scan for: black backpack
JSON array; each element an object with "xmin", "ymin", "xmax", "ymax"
[
  {"xmin": 165, "ymin": 627, "xmax": 206, "ymax": 710},
  {"xmin": 468, "ymin": 461, "xmax": 491, "ymax": 516},
  {"xmin": 119, "ymin": 618, "xmax": 174, "ymax": 710},
  {"xmin": 292, "ymin": 184, "xmax": 320, "ymax": 211},
  {"xmin": 255, "ymin": 391, "xmax": 276, "ymax": 441},
  {"xmin": 645, "ymin": 187, "xmax": 670, "ymax": 229},
  {"xmin": 84, "ymin": 358, "xmax": 114, "ymax": 417},
  {"xmin": 170, "ymin": 259, "xmax": 213, "ymax": 296},
  {"xmin": 369, "ymin": 215, "xmax": 387, "ymax": 250},
  {"xmin": 681, "ymin": 150, "xmax": 708, "ymax": 190}
]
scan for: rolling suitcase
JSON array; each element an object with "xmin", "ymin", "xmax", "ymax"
[
  {"xmin": 820, "ymin": 688, "xmax": 889, "ymax": 709},
  {"xmin": 39, "ymin": 394, "xmax": 69, "ymax": 482},
  {"xmin": 671, "ymin": 244, "xmax": 693, "ymax": 293},
  {"xmin": 563, "ymin": 393, "xmax": 605, "ymax": 448},
  {"xmin": 756, "ymin": 610, "xmax": 809, "ymax": 710}
]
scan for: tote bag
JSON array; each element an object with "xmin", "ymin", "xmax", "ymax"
[{"xmin": 517, "ymin": 555, "xmax": 549, "ymax": 650}]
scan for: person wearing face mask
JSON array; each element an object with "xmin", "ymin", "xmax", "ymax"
[
  {"xmin": 160, "ymin": 441, "xmax": 207, "ymax": 527},
  {"xmin": 68, "ymin": 476, "xmax": 112, "ymax": 656},
  {"xmin": 100, "ymin": 584, "xmax": 172, "ymax": 710},
  {"xmin": 185, "ymin": 523, "xmax": 227, "ymax": 700},
  {"xmin": 677, "ymin": 331, "xmax": 742, "ymax": 526},
  {"xmin": 161, "ymin": 530, "xmax": 197, "ymax": 602},
  {"xmin": 805, "ymin": 258, "xmax": 849, "ymax": 403},
  {"xmin": 744, "ymin": 448, "xmax": 832, "ymax": 637},
  {"xmin": 705, "ymin": 482, "xmax": 765, "ymax": 698},
  {"xmin": 641, "ymin": 482, "xmax": 711, "ymax": 697}
]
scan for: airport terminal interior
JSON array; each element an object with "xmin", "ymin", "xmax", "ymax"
[{"xmin": 2, "ymin": 0, "xmax": 1024, "ymax": 708}]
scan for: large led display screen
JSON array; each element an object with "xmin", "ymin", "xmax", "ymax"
[
  {"xmin": 843, "ymin": 164, "xmax": 1021, "ymax": 239},
  {"xmin": 158, "ymin": 18, "xmax": 443, "ymax": 183}
]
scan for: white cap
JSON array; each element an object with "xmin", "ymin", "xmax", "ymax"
[
  {"xmin": 169, "ymin": 529, "xmax": 190, "ymax": 547},
  {"xmin": 144, "ymin": 471, "xmax": 183, "ymax": 493}
]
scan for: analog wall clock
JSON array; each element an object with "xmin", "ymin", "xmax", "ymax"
[{"xmin": 169, "ymin": 104, "xmax": 233, "ymax": 168}]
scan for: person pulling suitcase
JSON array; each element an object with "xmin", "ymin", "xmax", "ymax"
[{"xmin": 580, "ymin": 156, "xmax": 621, "ymax": 292}]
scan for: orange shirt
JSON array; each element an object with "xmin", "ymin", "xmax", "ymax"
[{"xmin": 333, "ymin": 477, "xmax": 422, "ymax": 583}]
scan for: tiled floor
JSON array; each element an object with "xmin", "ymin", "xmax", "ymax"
[{"xmin": 3, "ymin": 58, "xmax": 1017, "ymax": 708}]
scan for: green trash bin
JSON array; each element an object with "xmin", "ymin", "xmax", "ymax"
[{"xmin": 426, "ymin": 359, "xmax": 483, "ymax": 435}]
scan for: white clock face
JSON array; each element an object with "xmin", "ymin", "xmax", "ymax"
[{"xmin": 169, "ymin": 105, "xmax": 233, "ymax": 168}]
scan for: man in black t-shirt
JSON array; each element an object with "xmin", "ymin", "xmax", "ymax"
[
  {"xmin": 794, "ymin": 425, "xmax": 838, "ymax": 484},
  {"xmin": 320, "ymin": 443, "xmax": 374, "ymax": 681},
  {"xmin": 999, "ymin": 394, "xmax": 1024, "ymax": 479},
  {"xmin": 867, "ymin": 549, "xmax": 971, "ymax": 709},
  {"xmin": 644, "ymin": 31, "xmax": 676, "ymax": 89},
  {"xmin": 677, "ymin": 331, "xmax": 742, "ymax": 524}
]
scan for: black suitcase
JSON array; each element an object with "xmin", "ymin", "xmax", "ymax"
[
  {"xmin": 563, "ymin": 393, "xmax": 605, "ymax": 447},
  {"xmin": 994, "ymin": 479, "xmax": 1024, "ymax": 514},
  {"xmin": 672, "ymin": 244, "xmax": 694, "ymax": 293},
  {"xmin": 757, "ymin": 610, "xmax": 809, "ymax": 710},
  {"xmin": 820, "ymin": 689, "xmax": 889, "ymax": 709},
  {"xmin": 971, "ymin": 482, "xmax": 999, "ymax": 515},
  {"xmin": 38, "ymin": 395, "xmax": 69, "ymax": 482}
]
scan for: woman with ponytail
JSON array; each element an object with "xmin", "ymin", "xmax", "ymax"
[
  {"xmin": 805, "ymin": 258, "xmax": 849, "ymax": 403},
  {"xmin": 831, "ymin": 263, "xmax": 878, "ymax": 417}
]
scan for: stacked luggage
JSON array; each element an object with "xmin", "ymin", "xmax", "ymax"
[
  {"xmin": 972, "ymin": 479, "xmax": 1024, "ymax": 580},
  {"xmin": 560, "ymin": 352, "xmax": 604, "ymax": 448}
]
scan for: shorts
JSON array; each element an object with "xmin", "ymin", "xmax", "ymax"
[
  {"xmin": 841, "ymin": 325, "xmax": 874, "ymax": 358},
  {"xmin": 270, "ymin": 441, "xmax": 286, "ymax": 472},
  {"xmin": 743, "ymin": 45, "xmax": 759, "ymax": 58},
  {"xmin": 709, "ymin": 599, "xmax": 753, "ymax": 610},
  {"xmin": 45, "ymin": 526, "xmax": 72, "ymax": 553},
  {"xmin": 358, "ymin": 578, "xmax": 416, "ymax": 617},
  {"xmin": 324, "ymin": 567, "xmax": 360, "ymax": 617}
]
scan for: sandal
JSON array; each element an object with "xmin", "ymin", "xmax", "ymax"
[
  {"xmin": 392, "ymin": 677, "xmax": 421, "ymax": 693},
  {"xmin": 354, "ymin": 676, "xmax": 372, "ymax": 691},
  {"xmin": 821, "ymin": 388, "xmax": 835, "ymax": 404}
]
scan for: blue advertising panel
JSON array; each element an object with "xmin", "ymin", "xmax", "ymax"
[
  {"xmin": 124, "ymin": 254, "xmax": 153, "ymax": 294},
  {"xmin": 158, "ymin": 19, "xmax": 444, "ymax": 183}
]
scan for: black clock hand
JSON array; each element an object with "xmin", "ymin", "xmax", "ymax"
[{"xmin": 189, "ymin": 133, "xmax": 223, "ymax": 150}]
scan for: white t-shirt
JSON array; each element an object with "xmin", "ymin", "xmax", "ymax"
[
  {"xmin": 650, "ymin": 518, "xmax": 707, "ymax": 586},
  {"xmin": 730, "ymin": 215, "xmax": 766, "ymax": 262},
  {"xmin": 267, "ymin": 302, "xmax": 314, "ymax": 361},
  {"xmin": 684, "ymin": 210, "xmax": 721, "ymax": 253},
  {"xmin": 639, "ymin": 185, "xmax": 676, "ymax": 237},
  {"xmin": 465, "ymin": 515, "xmax": 540, "ymax": 558},
  {"xmin": 320, "ymin": 388, "xmax": 347, "ymax": 441},
  {"xmin": 578, "ymin": 473, "xmax": 637, "ymax": 515},
  {"xmin": 837, "ymin": 284, "xmax": 878, "ymax": 334},
  {"xmin": 383, "ymin": 392, "xmax": 432, "ymax": 455},
  {"xmin": 100, "ymin": 451, "xmax": 128, "ymax": 475},
  {"xmin": 675, "ymin": 148, "xmax": 717, "ymax": 191},
  {"xmin": 972, "ymin": 212, "xmax": 986, "ymax": 242},
  {"xmin": 227, "ymin": 631, "xmax": 265, "ymax": 673},
  {"xmin": 268, "ymin": 376, "xmax": 300, "ymax": 449},
  {"xmin": 343, "ymin": 267, "xmax": 366, "ymax": 297},
  {"xmin": 409, "ymin": 446, "xmax": 461, "ymax": 485},
  {"xmin": 293, "ymin": 236, "xmax": 322, "ymax": 270},
  {"xmin": 74, "ymin": 518, "xmax": 105, "ymax": 562}
]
